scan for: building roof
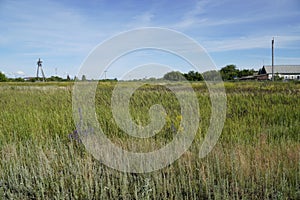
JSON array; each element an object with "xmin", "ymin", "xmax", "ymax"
[{"xmin": 263, "ymin": 65, "xmax": 300, "ymax": 74}]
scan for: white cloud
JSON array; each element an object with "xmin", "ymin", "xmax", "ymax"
[
  {"xmin": 1, "ymin": 0, "xmax": 299, "ymax": 77},
  {"xmin": 171, "ymin": 0, "xmax": 300, "ymax": 30},
  {"xmin": 172, "ymin": 0, "xmax": 211, "ymax": 29},
  {"xmin": 275, "ymin": 56, "xmax": 300, "ymax": 63},
  {"xmin": 0, "ymin": 0, "xmax": 102, "ymax": 56},
  {"xmin": 126, "ymin": 11, "xmax": 155, "ymax": 28},
  {"xmin": 203, "ymin": 35, "xmax": 300, "ymax": 52},
  {"xmin": 16, "ymin": 71, "xmax": 25, "ymax": 75},
  {"xmin": 138, "ymin": 12, "xmax": 154, "ymax": 24}
]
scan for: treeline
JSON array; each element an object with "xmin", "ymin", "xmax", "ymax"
[
  {"xmin": 0, "ymin": 73, "xmax": 73, "ymax": 82},
  {"xmin": 0, "ymin": 65, "xmax": 256, "ymax": 82},
  {"xmin": 163, "ymin": 65, "xmax": 256, "ymax": 81},
  {"xmin": 0, "ymin": 72, "xmax": 118, "ymax": 82}
]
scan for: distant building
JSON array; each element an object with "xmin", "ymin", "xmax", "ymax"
[
  {"xmin": 238, "ymin": 74, "xmax": 268, "ymax": 81},
  {"xmin": 259, "ymin": 65, "xmax": 300, "ymax": 81},
  {"xmin": 23, "ymin": 77, "xmax": 35, "ymax": 81}
]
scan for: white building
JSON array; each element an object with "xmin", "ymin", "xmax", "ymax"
[{"xmin": 259, "ymin": 65, "xmax": 300, "ymax": 80}]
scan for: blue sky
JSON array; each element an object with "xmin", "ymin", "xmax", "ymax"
[{"xmin": 0, "ymin": 0, "xmax": 299, "ymax": 79}]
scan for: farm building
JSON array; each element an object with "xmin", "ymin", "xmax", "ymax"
[
  {"xmin": 259, "ymin": 65, "xmax": 300, "ymax": 80},
  {"xmin": 238, "ymin": 74, "xmax": 268, "ymax": 81}
]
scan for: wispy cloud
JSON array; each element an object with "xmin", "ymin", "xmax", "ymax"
[
  {"xmin": 202, "ymin": 35, "xmax": 300, "ymax": 52},
  {"xmin": 135, "ymin": 12, "xmax": 154, "ymax": 24},
  {"xmin": 0, "ymin": 0, "xmax": 102, "ymax": 55},
  {"xmin": 172, "ymin": 0, "xmax": 212, "ymax": 29},
  {"xmin": 0, "ymin": 0, "xmax": 299, "ymax": 77},
  {"xmin": 125, "ymin": 11, "xmax": 155, "ymax": 28},
  {"xmin": 172, "ymin": 0, "xmax": 300, "ymax": 30}
]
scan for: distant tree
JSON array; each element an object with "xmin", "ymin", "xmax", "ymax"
[
  {"xmin": 46, "ymin": 76, "xmax": 63, "ymax": 82},
  {"xmin": 220, "ymin": 65, "xmax": 239, "ymax": 80},
  {"xmin": 202, "ymin": 70, "xmax": 221, "ymax": 81},
  {"xmin": 14, "ymin": 77, "xmax": 25, "ymax": 82},
  {"xmin": 81, "ymin": 75, "xmax": 87, "ymax": 81},
  {"xmin": 163, "ymin": 71, "xmax": 185, "ymax": 81},
  {"xmin": 148, "ymin": 77, "xmax": 157, "ymax": 81},
  {"xmin": 274, "ymin": 73, "xmax": 283, "ymax": 81},
  {"xmin": 0, "ymin": 72, "xmax": 8, "ymax": 82},
  {"xmin": 183, "ymin": 71, "xmax": 203, "ymax": 81},
  {"xmin": 238, "ymin": 69, "xmax": 255, "ymax": 78},
  {"xmin": 67, "ymin": 75, "xmax": 71, "ymax": 81}
]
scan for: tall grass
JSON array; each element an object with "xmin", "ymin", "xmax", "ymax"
[{"xmin": 0, "ymin": 81, "xmax": 299, "ymax": 199}]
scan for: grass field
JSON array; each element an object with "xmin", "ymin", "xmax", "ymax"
[{"xmin": 0, "ymin": 81, "xmax": 299, "ymax": 199}]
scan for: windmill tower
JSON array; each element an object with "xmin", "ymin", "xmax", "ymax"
[{"xmin": 36, "ymin": 58, "xmax": 46, "ymax": 81}]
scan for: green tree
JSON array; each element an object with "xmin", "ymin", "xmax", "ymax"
[
  {"xmin": 46, "ymin": 76, "xmax": 64, "ymax": 82},
  {"xmin": 163, "ymin": 71, "xmax": 185, "ymax": 81},
  {"xmin": 274, "ymin": 73, "xmax": 283, "ymax": 81},
  {"xmin": 0, "ymin": 72, "xmax": 8, "ymax": 82},
  {"xmin": 238, "ymin": 69, "xmax": 255, "ymax": 78},
  {"xmin": 202, "ymin": 70, "xmax": 220, "ymax": 81},
  {"xmin": 220, "ymin": 65, "xmax": 238, "ymax": 80},
  {"xmin": 81, "ymin": 75, "xmax": 87, "ymax": 81},
  {"xmin": 14, "ymin": 77, "xmax": 25, "ymax": 82},
  {"xmin": 183, "ymin": 71, "xmax": 203, "ymax": 81}
]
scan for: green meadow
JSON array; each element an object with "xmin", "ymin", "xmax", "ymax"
[{"xmin": 0, "ymin": 81, "xmax": 299, "ymax": 199}]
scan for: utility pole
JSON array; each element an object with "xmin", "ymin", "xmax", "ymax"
[{"xmin": 272, "ymin": 38, "xmax": 274, "ymax": 81}]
